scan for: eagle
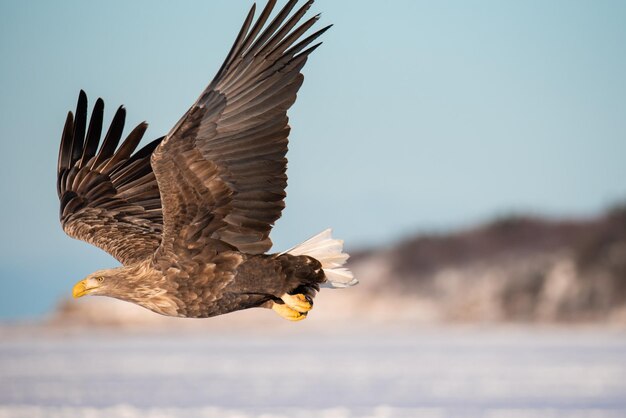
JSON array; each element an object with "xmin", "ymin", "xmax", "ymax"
[{"xmin": 57, "ymin": 0, "xmax": 356, "ymax": 321}]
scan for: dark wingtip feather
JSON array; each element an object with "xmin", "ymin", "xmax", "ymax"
[
  {"xmin": 285, "ymin": 24, "xmax": 331, "ymax": 57},
  {"xmin": 70, "ymin": 91, "xmax": 88, "ymax": 164},
  {"xmin": 101, "ymin": 121, "xmax": 149, "ymax": 173},
  {"xmin": 128, "ymin": 136, "xmax": 165, "ymax": 164},
  {"xmin": 57, "ymin": 111, "xmax": 75, "ymax": 195},
  {"xmin": 80, "ymin": 97, "xmax": 105, "ymax": 168},
  {"xmin": 297, "ymin": 41, "xmax": 323, "ymax": 58},
  {"xmin": 264, "ymin": 8, "xmax": 326, "ymax": 60},
  {"xmin": 76, "ymin": 90, "xmax": 87, "ymax": 114},
  {"xmin": 240, "ymin": 0, "xmax": 278, "ymax": 57},
  {"xmin": 212, "ymin": 1, "xmax": 258, "ymax": 85},
  {"xmin": 258, "ymin": 0, "xmax": 317, "ymax": 59},
  {"xmin": 92, "ymin": 105, "xmax": 127, "ymax": 169},
  {"xmin": 246, "ymin": 0, "xmax": 298, "ymax": 57},
  {"xmin": 58, "ymin": 111, "xmax": 74, "ymax": 170}
]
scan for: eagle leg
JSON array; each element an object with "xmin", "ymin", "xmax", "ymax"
[
  {"xmin": 271, "ymin": 301, "xmax": 308, "ymax": 322},
  {"xmin": 281, "ymin": 292, "xmax": 313, "ymax": 313}
]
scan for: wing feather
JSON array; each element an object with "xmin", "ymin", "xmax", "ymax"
[
  {"xmin": 57, "ymin": 92, "xmax": 164, "ymax": 265},
  {"xmin": 79, "ymin": 97, "xmax": 104, "ymax": 168},
  {"xmin": 57, "ymin": 112, "xmax": 74, "ymax": 195},
  {"xmin": 92, "ymin": 106, "xmax": 125, "ymax": 169},
  {"xmin": 151, "ymin": 0, "xmax": 328, "ymax": 257},
  {"xmin": 70, "ymin": 90, "xmax": 87, "ymax": 163}
]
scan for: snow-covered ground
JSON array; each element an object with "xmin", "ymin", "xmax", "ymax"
[{"xmin": 1, "ymin": 326, "xmax": 625, "ymax": 418}]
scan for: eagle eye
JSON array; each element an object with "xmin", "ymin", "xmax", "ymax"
[{"xmin": 97, "ymin": 276, "xmax": 104, "ymax": 283}]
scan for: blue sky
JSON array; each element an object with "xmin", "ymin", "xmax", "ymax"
[{"xmin": 1, "ymin": 0, "xmax": 625, "ymax": 319}]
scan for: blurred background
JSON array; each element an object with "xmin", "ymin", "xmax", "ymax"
[{"xmin": 1, "ymin": 1, "xmax": 626, "ymax": 417}]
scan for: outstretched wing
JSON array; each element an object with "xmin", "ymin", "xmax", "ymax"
[
  {"xmin": 152, "ymin": 0, "xmax": 329, "ymax": 257},
  {"xmin": 58, "ymin": 91, "xmax": 164, "ymax": 265}
]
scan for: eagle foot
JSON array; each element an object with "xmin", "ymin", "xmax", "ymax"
[
  {"xmin": 281, "ymin": 293, "xmax": 313, "ymax": 313},
  {"xmin": 272, "ymin": 302, "xmax": 308, "ymax": 321}
]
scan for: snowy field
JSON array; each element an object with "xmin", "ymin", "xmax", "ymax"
[{"xmin": 1, "ymin": 326, "xmax": 625, "ymax": 418}]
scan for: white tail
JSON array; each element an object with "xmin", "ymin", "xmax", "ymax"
[{"xmin": 281, "ymin": 229, "xmax": 358, "ymax": 288}]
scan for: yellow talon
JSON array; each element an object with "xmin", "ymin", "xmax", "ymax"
[
  {"xmin": 281, "ymin": 293, "xmax": 313, "ymax": 313},
  {"xmin": 272, "ymin": 302, "xmax": 308, "ymax": 321}
]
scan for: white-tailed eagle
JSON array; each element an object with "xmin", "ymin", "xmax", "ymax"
[{"xmin": 57, "ymin": 0, "xmax": 356, "ymax": 321}]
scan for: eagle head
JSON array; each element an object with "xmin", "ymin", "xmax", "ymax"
[
  {"xmin": 72, "ymin": 268, "xmax": 127, "ymax": 299},
  {"xmin": 71, "ymin": 265, "xmax": 179, "ymax": 316}
]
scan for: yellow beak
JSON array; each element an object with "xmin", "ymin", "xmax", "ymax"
[{"xmin": 72, "ymin": 279, "xmax": 98, "ymax": 298}]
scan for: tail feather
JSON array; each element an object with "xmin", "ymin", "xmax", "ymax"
[{"xmin": 282, "ymin": 229, "xmax": 358, "ymax": 288}]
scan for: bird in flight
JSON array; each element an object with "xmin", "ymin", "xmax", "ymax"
[{"xmin": 56, "ymin": 0, "xmax": 356, "ymax": 321}]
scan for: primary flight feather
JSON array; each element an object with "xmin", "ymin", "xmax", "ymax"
[{"xmin": 57, "ymin": 0, "xmax": 356, "ymax": 321}]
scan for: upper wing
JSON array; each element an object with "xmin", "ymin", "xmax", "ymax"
[
  {"xmin": 152, "ymin": 0, "xmax": 330, "ymax": 256},
  {"xmin": 58, "ymin": 91, "xmax": 164, "ymax": 265}
]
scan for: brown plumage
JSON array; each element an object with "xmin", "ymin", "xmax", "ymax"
[{"xmin": 57, "ymin": 0, "xmax": 356, "ymax": 321}]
